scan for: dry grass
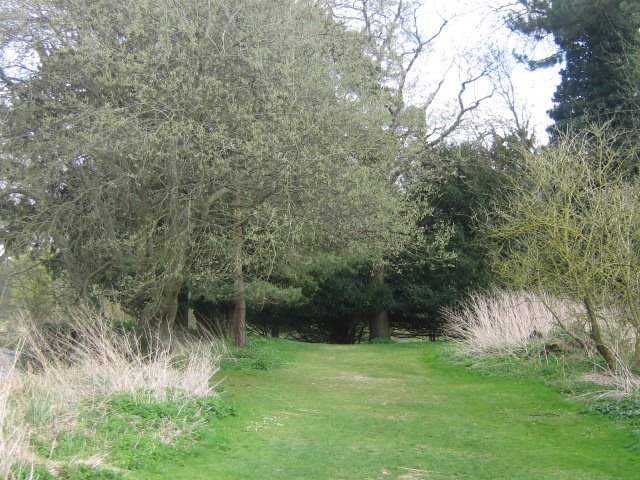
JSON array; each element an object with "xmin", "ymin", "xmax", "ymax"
[
  {"xmin": 0, "ymin": 309, "xmax": 224, "ymax": 478},
  {"xmin": 443, "ymin": 290, "xmax": 559, "ymax": 357},
  {"xmin": 445, "ymin": 289, "xmax": 640, "ymax": 397},
  {"xmin": 20, "ymin": 310, "xmax": 221, "ymax": 402},
  {"xmin": 0, "ymin": 360, "xmax": 34, "ymax": 480}
]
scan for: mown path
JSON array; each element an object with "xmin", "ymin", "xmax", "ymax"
[{"xmin": 136, "ymin": 341, "xmax": 639, "ymax": 480}]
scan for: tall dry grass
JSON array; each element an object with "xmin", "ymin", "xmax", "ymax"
[
  {"xmin": 1, "ymin": 358, "xmax": 34, "ymax": 480},
  {"xmin": 445, "ymin": 289, "xmax": 640, "ymax": 396},
  {"xmin": 443, "ymin": 290, "xmax": 560, "ymax": 357},
  {"xmin": 0, "ymin": 309, "xmax": 224, "ymax": 478}
]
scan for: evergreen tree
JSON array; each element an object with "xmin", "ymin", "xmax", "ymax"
[{"xmin": 508, "ymin": 0, "xmax": 640, "ymax": 134}]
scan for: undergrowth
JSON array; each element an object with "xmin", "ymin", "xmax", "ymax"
[
  {"xmin": 446, "ymin": 289, "xmax": 640, "ymax": 424},
  {"xmin": 1, "ymin": 311, "xmax": 230, "ymax": 479},
  {"xmin": 28, "ymin": 390, "xmax": 235, "ymax": 475},
  {"xmin": 223, "ymin": 335, "xmax": 284, "ymax": 370},
  {"xmin": 447, "ymin": 340, "xmax": 640, "ymax": 428}
]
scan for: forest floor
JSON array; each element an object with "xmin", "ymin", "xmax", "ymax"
[{"xmin": 133, "ymin": 340, "xmax": 639, "ymax": 480}]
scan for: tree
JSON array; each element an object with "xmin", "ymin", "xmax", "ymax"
[
  {"xmin": 325, "ymin": 0, "xmax": 494, "ymax": 339},
  {"xmin": 489, "ymin": 127, "xmax": 640, "ymax": 371},
  {"xmin": 0, "ymin": 0, "xmax": 406, "ymax": 346},
  {"xmin": 388, "ymin": 140, "xmax": 510, "ymax": 337},
  {"xmin": 507, "ymin": 0, "xmax": 640, "ymax": 134}
]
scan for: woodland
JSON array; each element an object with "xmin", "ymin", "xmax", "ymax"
[
  {"xmin": 1, "ymin": 1, "xmax": 640, "ymax": 477},
  {"xmin": 1, "ymin": 0, "xmax": 640, "ymax": 356}
]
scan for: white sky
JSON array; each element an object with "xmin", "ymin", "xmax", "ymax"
[{"xmin": 413, "ymin": 0, "xmax": 561, "ymax": 143}]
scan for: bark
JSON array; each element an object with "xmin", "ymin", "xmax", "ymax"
[
  {"xmin": 151, "ymin": 276, "xmax": 183, "ymax": 346},
  {"xmin": 232, "ymin": 201, "xmax": 247, "ymax": 348},
  {"xmin": 368, "ymin": 261, "xmax": 391, "ymax": 341},
  {"xmin": 233, "ymin": 289, "xmax": 247, "ymax": 348},
  {"xmin": 369, "ymin": 309, "xmax": 390, "ymax": 341},
  {"xmin": 175, "ymin": 284, "xmax": 190, "ymax": 331},
  {"xmin": 583, "ymin": 297, "xmax": 617, "ymax": 371}
]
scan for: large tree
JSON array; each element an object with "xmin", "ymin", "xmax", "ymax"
[
  {"xmin": 325, "ymin": 0, "xmax": 494, "ymax": 339},
  {"xmin": 489, "ymin": 127, "xmax": 640, "ymax": 371},
  {"xmin": 0, "ymin": 0, "xmax": 406, "ymax": 345},
  {"xmin": 507, "ymin": 0, "xmax": 640, "ymax": 134}
]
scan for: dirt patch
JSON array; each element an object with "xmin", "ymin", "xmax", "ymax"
[
  {"xmin": 398, "ymin": 471, "xmax": 427, "ymax": 480},
  {"xmin": 340, "ymin": 373, "xmax": 374, "ymax": 382},
  {"xmin": 333, "ymin": 372, "xmax": 399, "ymax": 384}
]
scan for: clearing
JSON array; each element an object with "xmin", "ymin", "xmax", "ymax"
[{"xmin": 134, "ymin": 341, "xmax": 639, "ymax": 480}]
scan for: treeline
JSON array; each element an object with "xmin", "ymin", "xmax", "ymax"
[
  {"xmin": 1, "ymin": 0, "xmax": 640, "ymax": 358},
  {"xmin": 0, "ymin": 0, "xmax": 504, "ymax": 346}
]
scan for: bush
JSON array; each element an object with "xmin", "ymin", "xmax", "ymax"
[
  {"xmin": 223, "ymin": 335, "xmax": 283, "ymax": 370},
  {"xmin": 446, "ymin": 289, "xmax": 640, "ymax": 401},
  {"xmin": 588, "ymin": 398, "xmax": 640, "ymax": 420}
]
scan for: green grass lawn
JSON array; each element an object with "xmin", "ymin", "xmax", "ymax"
[{"xmin": 133, "ymin": 340, "xmax": 639, "ymax": 480}]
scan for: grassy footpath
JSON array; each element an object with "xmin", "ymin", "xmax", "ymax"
[{"xmin": 134, "ymin": 340, "xmax": 639, "ymax": 480}]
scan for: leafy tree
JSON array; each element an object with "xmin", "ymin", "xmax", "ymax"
[
  {"xmin": 387, "ymin": 139, "xmax": 515, "ymax": 337},
  {"xmin": 489, "ymin": 127, "xmax": 640, "ymax": 370},
  {"xmin": 325, "ymin": 0, "xmax": 495, "ymax": 339},
  {"xmin": 0, "ymin": 0, "xmax": 406, "ymax": 345},
  {"xmin": 247, "ymin": 253, "xmax": 391, "ymax": 343},
  {"xmin": 508, "ymin": 0, "xmax": 640, "ymax": 134}
]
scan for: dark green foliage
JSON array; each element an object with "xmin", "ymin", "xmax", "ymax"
[
  {"xmin": 588, "ymin": 398, "xmax": 640, "ymax": 420},
  {"xmin": 249, "ymin": 140, "xmax": 513, "ymax": 341},
  {"xmin": 509, "ymin": 0, "xmax": 640, "ymax": 134},
  {"xmin": 248, "ymin": 255, "xmax": 392, "ymax": 344},
  {"xmin": 388, "ymin": 141, "xmax": 508, "ymax": 334}
]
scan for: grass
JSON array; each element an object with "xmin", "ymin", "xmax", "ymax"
[
  {"xmin": 133, "ymin": 339, "xmax": 640, "ymax": 480},
  {"xmin": 222, "ymin": 334, "xmax": 286, "ymax": 371},
  {"xmin": 0, "ymin": 311, "xmax": 229, "ymax": 479},
  {"xmin": 445, "ymin": 289, "xmax": 640, "ymax": 398}
]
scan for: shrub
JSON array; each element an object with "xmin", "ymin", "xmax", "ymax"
[{"xmin": 446, "ymin": 289, "xmax": 640, "ymax": 399}]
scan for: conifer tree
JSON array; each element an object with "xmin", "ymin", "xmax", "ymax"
[{"xmin": 508, "ymin": 0, "xmax": 640, "ymax": 133}]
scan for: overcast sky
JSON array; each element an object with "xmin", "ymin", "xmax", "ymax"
[{"xmin": 412, "ymin": 0, "xmax": 561, "ymax": 143}]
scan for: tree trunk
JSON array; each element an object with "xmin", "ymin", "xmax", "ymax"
[
  {"xmin": 233, "ymin": 290, "xmax": 247, "ymax": 347},
  {"xmin": 369, "ymin": 310, "xmax": 390, "ymax": 341},
  {"xmin": 369, "ymin": 261, "xmax": 390, "ymax": 341},
  {"xmin": 583, "ymin": 297, "xmax": 616, "ymax": 371},
  {"xmin": 634, "ymin": 334, "xmax": 640, "ymax": 373},
  {"xmin": 147, "ymin": 276, "xmax": 183, "ymax": 347},
  {"xmin": 175, "ymin": 284, "xmax": 190, "ymax": 331},
  {"xmin": 232, "ymin": 202, "xmax": 247, "ymax": 348},
  {"xmin": 270, "ymin": 323, "xmax": 281, "ymax": 338}
]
